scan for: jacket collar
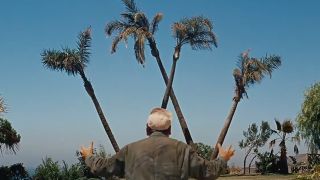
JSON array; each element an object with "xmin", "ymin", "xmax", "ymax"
[{"xmin": 150, "ymin": 131, "xmax": 168, "ymax": 137}]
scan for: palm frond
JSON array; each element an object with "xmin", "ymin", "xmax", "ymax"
[
  {"xmin": 172, "ymin": 22, "xmax": 187, "ymax": 42},
  {"xmin": 261, "ymin": 55, "xmax": 281, "ymax": 77},
  {"xmin": 77, "ymin": 27, "xmax": 91, "ymax": 66},
  {"xmin": 173, "ymin": 16, "xmax": 217, "ymax": 49},
  {"xmin": 236, "ymin": 51, "xmax": 281, "ymax": 89},
  {"xmin": 122, "ymin": 0, "xmax": 139, "ymax": 13},
  {"xmin": 105, "ymin": 20, "xmax": 125, "ymax": 36},
  {"xmin": 111, "ymin": 36, "xmax": 122, "ymax": 54},
  {"xmin": 41, "ymin": 48, "xmax": 80, "ymax": 76},
  {"xmin": 134, "ymin": 31, "xmax": 145, "ymax": 65},
  {"xmin": 120, "ymin": 26, "xmax": 137, "ymax": 41},
  {"xmin": 120, "ymin": 13, "xmax": 135, "ymax": 24},
  {"xmin": 42, "ymin": 49, "xmax": 66, "ymax": 72},
  {"xmin": 275, "ymin": 119, "xmax": 282, "ymax": 131},
  {"xmin": 150, "ymin": 13, "xmax": 163, "ymax": 35}
]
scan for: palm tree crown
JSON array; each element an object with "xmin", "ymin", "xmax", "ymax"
[
  {"xmin": 172, "ymin": 16, "xmax": 217, "ymax": 60},
  {"xmin": 41, "ymin": 28, "xmax": 91, "ymax": 75},
  {"xmin": 105, "ymin": 0, "xmax": 163, "ymax": 65},
  {"xmin": 233, "ymin": 50, "xmax": 281, "ymax": 101}
]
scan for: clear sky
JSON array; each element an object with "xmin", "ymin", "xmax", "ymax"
[{"xmin": 1, "ymin": 0, "xmax": 319, "ymax": 168}]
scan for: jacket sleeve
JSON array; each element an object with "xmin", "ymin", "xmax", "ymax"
[
  {"xmin": 85, "ymin": 146, "xmax": 127, "ymax": 178},
  {"xmin": 188, "ymin": 147, "xmax": 227, "ymax": 180}
]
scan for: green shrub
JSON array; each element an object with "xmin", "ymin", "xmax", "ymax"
[
  {"xmin": 33, "ymin": 157, "xmax": 84, "ymax": 180},
  {"xmin": 255, "ymin": 151, "xmax": 279, "ymax": 174}
]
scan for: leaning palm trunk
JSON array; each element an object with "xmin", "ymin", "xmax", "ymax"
[
  {"xmin": 161, "ymin": 59, "xmax": 177, "ymax": 109},
  {"xmin": 149, "ymin": 38, "xmax": 193, "ymax": 145},
  {"xmin": 79, "ymin": 71, "xmax": 120, "ymax": 152},
  {"xmin": 211, "ymin": 98, "xmax": 239, "ymax": 159}
]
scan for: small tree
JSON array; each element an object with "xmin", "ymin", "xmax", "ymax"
[
  {"xmin": 269, "ymin": 119, "xmax": 299, "ymax": 174},
  {"xmin": 297, "ymin": 82, "xmax": 320, "ymax": 153},
  {"xmin": 239, "ymin": 121, "xmax": 272, "ymax": 174},
  {"xmin": 0, "ymin": 118, "xmax": 21, "ymax": 154}
]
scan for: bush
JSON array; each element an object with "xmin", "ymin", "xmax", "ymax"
[
  {"xmin": 195, "ymin": 142, "xmax": 212, "ymax": 160},
  {"xmin": 33, "ymin": 157, "xmax": 84, "ymax": 180},
  {"xmin": 255, "ymin": 151, "xmax": 279, "ymax": 174}
]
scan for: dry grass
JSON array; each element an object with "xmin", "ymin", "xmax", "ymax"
[{"xmin": 218, "ymin": 174, "xmax": 297, "ymax": 180}]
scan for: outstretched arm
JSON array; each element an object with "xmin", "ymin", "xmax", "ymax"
[
  {"xmin": 189, "ymin": 143, "xmax": 235, "ymax": 179},
  {"xmin": 80, "ymin": 142, "xmax": 125, "ymax": 178}
]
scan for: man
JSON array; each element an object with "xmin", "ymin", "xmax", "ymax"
[{"xmin": 81, "ymin": 107, "xmax": 235, "ymax": 180}]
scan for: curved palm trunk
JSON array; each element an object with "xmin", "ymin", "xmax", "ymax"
[
  {"xmin": 243, "ymin": 147, "xmax": 253, "ymax": 175},
  {"xmin": 161, "ymin": 59, "xmax": 177, "ymax": 109},
  {"xmin": 79, "ymin": 71, "xmax": 120, "ymax": 152},
  {"xmin": 248, "ymin": 154, "xmax": 257, "ymax": 174},
  {"xmin": 211, "ymin": 99, "xmax": 239, "ymax": 159},
  {"xmin": 148, "ymin": 38, "xmax": 193, "ymax": 145}
]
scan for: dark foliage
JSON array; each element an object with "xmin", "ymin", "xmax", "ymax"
[
  {"xmin": 255, "ymin": 150, "xmax": 279, "ymax": 174},
  {"xmin": 0, "ymin": 118, "xmax": 21, "ymax": 153},
  {"xmin": 0, "ymin": 163, "xmax": 30, "ymax": 180}
]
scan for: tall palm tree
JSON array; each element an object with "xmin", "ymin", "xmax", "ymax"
[
  {"xmin": 41, "ymin": 28, "xmax": 119, "ymax": 152},
  {"xmin": 161, "ymin": 16, "xmax": 217, "ymax": 109},
  {"xmin": 269, "ymin": 119, "xmax": 299, "ymax": 174},
  {"xmin": 211, "ymin": 50, "xmax": 281, "ymax": 159},
  {"xmin": 105, "ymin": 0, "xmax": 194, "ymax": 144}
]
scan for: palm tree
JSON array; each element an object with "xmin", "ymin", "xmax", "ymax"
[
  {"xmin": 41, "ymin": 28, "xmax": 119, "ymax": 152},
  {"xmin": 161, "ymin": 16, "xmax": 217, "ymax": 109},
  {"xmin": 105, "ymin": 0, "xmax": 194, "ymax": 144},
  {"xmin": 269, "ymin": 119, "xmax": 299, "ymax": 174},
  {"xmin": 211, "ymin": 50, "xmax": 281, "ymax": 159}
]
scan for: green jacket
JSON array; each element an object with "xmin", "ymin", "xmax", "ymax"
[{"xmin": 85, "ymin": 132, "xmax": 227, "ymax": 180}]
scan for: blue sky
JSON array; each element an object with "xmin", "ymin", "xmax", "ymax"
[{"xmin": 1, "ymin": 0, "xmax": 319, "ymax": 168}]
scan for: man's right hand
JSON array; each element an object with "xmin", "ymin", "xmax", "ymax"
[
  {"xmin": 80, "ymin": 141, "xmax": 94, "ymax": 160},
  {"xmin": 217, "ymin": 143, "xmax": 235, "ymax": 161}
]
